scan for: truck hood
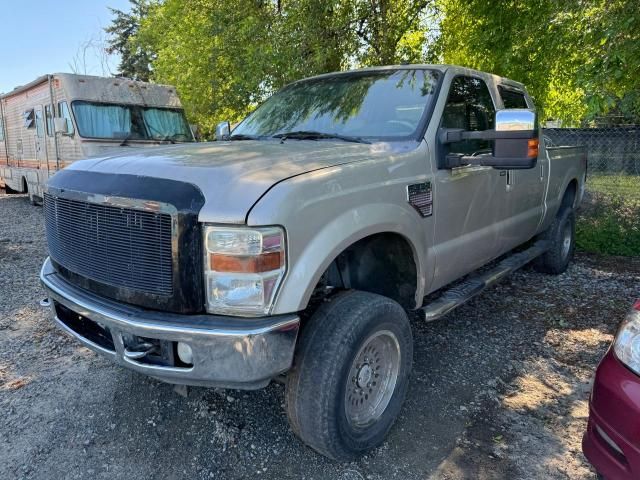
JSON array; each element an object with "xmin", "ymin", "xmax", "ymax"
[{"xmin": 67, "ymin": 140, "xmax": 387, "ymax": 223}]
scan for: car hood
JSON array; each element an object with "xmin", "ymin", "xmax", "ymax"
[{"xmin": 67, "ymin": 140, "xmax": 385, "ymax": 223}]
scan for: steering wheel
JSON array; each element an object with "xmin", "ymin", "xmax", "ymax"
[{"xmin": 386, "ymin": 120, "xmax": 415, "ymax": 133}]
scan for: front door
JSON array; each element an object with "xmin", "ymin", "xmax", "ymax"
[{"xmin": 430, "ymin": 74, "xmax": 508, "ymax": 289}]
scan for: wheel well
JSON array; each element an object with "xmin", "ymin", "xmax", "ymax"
[
  {"xmin": 314, "ymin": 233, "xmax": 418, "ymax": 310},
  {"xmin": 21, "ymin": 177, "xmax": 28, "ymax": 194},
  {"xmin": 561, "ymin": 179, "xmax": 577, "ymax": 210}
]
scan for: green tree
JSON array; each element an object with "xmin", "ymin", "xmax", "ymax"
[
  {"xmin": 129, "ymin": 0, "xmax": 439, "ymax": 134},
  {"xmin": 437, "ymin": 0, "xmax": 640, "ymax": 124},
  {"xmin": 105, "ymin": 0, "xmax": 154, "ymax": 81},
  {"xmin": 133, "ymin": 0, "xmax": 278, "ymax": 134}
]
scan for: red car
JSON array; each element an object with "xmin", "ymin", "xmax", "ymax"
[{"xmin": 584, "ymin": 299, "xmax": 640, "ymax": 479}]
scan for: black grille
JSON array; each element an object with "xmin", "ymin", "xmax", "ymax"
[{"xmin": 44, "ymin": 193, "xmax": 174, "ymax": 296}]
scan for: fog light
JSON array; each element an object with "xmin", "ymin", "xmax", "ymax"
[{"xmin": 177, "ymin": 342, "xmax": 193, "ymax": 365}]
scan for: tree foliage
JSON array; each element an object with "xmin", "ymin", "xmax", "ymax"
[
  {"xmin": 438, "ymin": 0, "xmax": 640, "ymax": 124},
  {"xmin": 106, "ymin": 0, "xmax": 640, "ymax": 129},
  {"xmin": 105, "ymin": 0, "xmax": 154, "ymax": 81},
  {"xmin": 112, "ymin": 0, "xmax": 438, "ymax": 134}
]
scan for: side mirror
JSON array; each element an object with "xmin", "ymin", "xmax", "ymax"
[
  {"xmin": 189, "ymin": 124, "xmax": 199, "ymax": 140},
  {"xmin": 53, "ymin": 117, "xmax": 69, "ymax": 135},
  {"xmin": 441, "ymin": 109, "xmax": 538, "ymax": 169},
  {"xmin": 490, "ymin": 109, "xmax": 538, "ymax": 169},
  {"xmin": 215, "ymin": 121, "xmax": 230, "ymax": 141}
]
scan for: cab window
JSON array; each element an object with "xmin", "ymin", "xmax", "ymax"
[
  {"xmin": 440, "ymin": 76, "xmax": 496, "ymax": 156},
  {"xmin": 498, "ymin": 86, "xmax": 528, "ymax": 109}
]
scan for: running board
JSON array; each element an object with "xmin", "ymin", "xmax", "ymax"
[{"xmin": 420, "ymin": 240, "xmax": 549, "ymax": 322}]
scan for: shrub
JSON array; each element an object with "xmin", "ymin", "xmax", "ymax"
[{"xmin": 576, "ymin": 193, "xmax": 640, "ymax": 257}]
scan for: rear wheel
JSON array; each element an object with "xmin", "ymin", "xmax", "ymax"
[
  {"xmin": 285, "ymin": 290, "xmax": 413, "ymax": 460},
  {"xmin": 533, "ymin": 207, "xmax": 575, "ymax": 274}
]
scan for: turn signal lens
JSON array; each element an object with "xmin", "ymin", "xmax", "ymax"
[
  {"xmin": 209, "ymin": 251, "xmax": 283, "ymax": 273},
  {"xmin": 527, "ymin": 138, "xmax": 539, "ymax": 158}
]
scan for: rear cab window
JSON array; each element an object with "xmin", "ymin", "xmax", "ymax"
[{"xmin": 498, "ymin": 85, "xmax": 529, "ymax": 109}]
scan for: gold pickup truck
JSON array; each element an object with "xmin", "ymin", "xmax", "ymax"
[{"xmin": 40, "ymin": 64, "xmax": 586, "ymax": 460}]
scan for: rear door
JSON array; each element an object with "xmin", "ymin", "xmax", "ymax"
[{"xmin": 496, "ymin": 85, "xmax": 545, "ymax": 250}]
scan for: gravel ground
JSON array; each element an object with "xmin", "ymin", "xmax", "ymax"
[{"xmin": 1, "ymin": 190, "xmax": 639, "ymax": 480}]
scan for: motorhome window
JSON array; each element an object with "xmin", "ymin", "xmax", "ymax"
[
  {"xmin": 45, "ymin": 105, "xmax": 54, "ymax": 136},
  {"xmin": 35, "ymin": 109, "xmax": 44, "ymax": 138},
  {"xmin": 71, "ymin": 101, "xmax": 193, "ymax": 141},
  {"xmin": 142, "ymin": 108, "xmax": 192, "ymax": 141},
  {"xmin": 0, "ymin": 116, "xmax": 4, "ymax": 141},
  {"xmin": 58, "ymin": 101, "xmax": 75, "ymax": 134},
  {"xmin": 24, "ymin": 109, "xmax": 35, "ymax": 129},
  {"xmin": 73, "ymin": 102, "xmax": 137, "ymax": 139}
]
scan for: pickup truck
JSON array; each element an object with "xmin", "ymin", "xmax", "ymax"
[{"xmin": 40, "ymin": 65, "xmax": 587, "ymax": 460}]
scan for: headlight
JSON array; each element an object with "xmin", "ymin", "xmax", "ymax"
[
  {"xmin": 203, "ymin": 225, "xmax": 286, "ymax": 316},
  {"xmin": 613, "ymin": 300, "xmax": 640, "ymax": 374}
]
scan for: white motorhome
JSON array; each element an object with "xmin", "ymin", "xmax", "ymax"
[{"xmin": 0, "ymin": 73, "xmax": 194, "ymax": 203}]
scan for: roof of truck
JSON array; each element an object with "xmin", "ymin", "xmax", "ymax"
[{"xmin": 293, "ymin": 64, "xmax": 526, "ymax": 90}]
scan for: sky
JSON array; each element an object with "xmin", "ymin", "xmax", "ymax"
[{"xmin": 0, "ymin": 0, "xmax": 131, "ymax": 94}]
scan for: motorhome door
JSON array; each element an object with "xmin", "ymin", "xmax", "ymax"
[{"xmin": 34, "ymin": 107, "xmax": 47, "ymax": 169}]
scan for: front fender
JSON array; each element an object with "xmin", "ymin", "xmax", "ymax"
[{"xmin": 272, "ymin": 203, "xmax": 428, "ymax": 314}]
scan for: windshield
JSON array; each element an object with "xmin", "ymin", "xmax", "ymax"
[
  {"xmin": 233, "ymin": 69, "xmax": 442, "ymax": 140},
  {"xmin": 72, "ymin": 101, "xmax": 193, "ymax": 141}
]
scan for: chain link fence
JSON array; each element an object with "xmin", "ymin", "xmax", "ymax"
[
  {"xmin": 544, "ymin": 126, "xmax": 640, "ymax": 199},
  {"xmin": 544, "ymin": 126, "xmax": 640, "ymax": 256}
]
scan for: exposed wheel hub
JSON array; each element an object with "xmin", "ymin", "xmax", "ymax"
[
  {"xmin": 356, "ymin": 363, "xmax": 373, "ymax": 389},
  {"xmin": 345, "ymin": 330, "xmax": 401, "ymax": 427}
]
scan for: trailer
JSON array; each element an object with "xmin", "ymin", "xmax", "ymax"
[{"xmin": 0, "ymin": 73, "xmax": 194, "ymax": 203}]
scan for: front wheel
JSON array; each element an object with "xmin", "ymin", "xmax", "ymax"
[
  {"xmin": 533, "ymin": 207, "xmax": 575, "ymax": 275},
  {"xmin": 285, "ymin": 290, "xmax": 413, "ymax": 460}
]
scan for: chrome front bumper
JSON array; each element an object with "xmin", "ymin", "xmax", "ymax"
[{"xmin": 40, "ymin": 257, "xmax": 300, "ymax": 389}]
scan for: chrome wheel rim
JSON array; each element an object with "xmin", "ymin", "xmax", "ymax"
[
  {"xmin": 561, "ymin": 222, "xmax": 572, "ymax": 259},
  {"xmin": 344, "ymin": 330, "xmax": 401, "ymax": 428}
]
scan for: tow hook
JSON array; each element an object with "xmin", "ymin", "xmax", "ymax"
[
  {"xmin": 123, "ymin": 342, "xmax": 159, "ymax": 360},
  {"xmin": 39, "ymin": 298, "xmax": 51, "ymax": 308}
]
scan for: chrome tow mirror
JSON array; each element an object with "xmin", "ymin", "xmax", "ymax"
[{"xmin": 215, "ymin": 121, "xmax": 230, "ymax": 141}]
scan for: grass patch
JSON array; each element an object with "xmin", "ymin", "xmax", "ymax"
[
  {"xmin": 577, "ymin": 179, "xmax": 640, "ymax": 256},
  {"xmin": 587, "ymin": 174, "xmax": 640, "ymax": 200}
]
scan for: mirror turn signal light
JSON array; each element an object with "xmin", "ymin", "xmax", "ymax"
[{"xmin": 527, "ymin": 138, "xmax": 539, "ymax": 158}]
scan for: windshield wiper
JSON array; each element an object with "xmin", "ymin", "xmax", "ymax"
[
  {"xmin": 272, "ymin": 131, "xmax": 370, "ymax": 144},
  {"xmin": 119, "ymin": 133, "xmax": 134, "ymax": 147},
  {"xmin": 228, "ymin": 133, "xmax": 261, "ymax": 141},
  {"xmin": 160, "ymin": 135, "xmax": 177, "ymax": 144}
]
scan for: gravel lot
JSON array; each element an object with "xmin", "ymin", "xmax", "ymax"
[{"xmin": 1, "ymin": 190, "xmax": 639, "ymax": 480}]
